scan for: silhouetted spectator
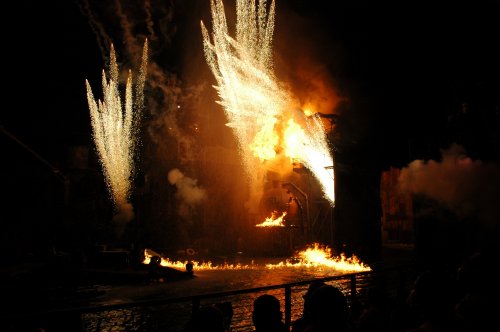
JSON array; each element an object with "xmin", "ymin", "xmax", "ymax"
[
  {"xmin": 305, "ymin": 284, "xmax": 353, "ymax": 332},
  {"xmin": 215, "ymin": 301, "xmax": 233, "ymax": 332},
  {"xmin": 356, "ymin": 284, "xmax": 394, "ymax": 332},
  {"xmin": 252, "ymin": 294, "xmax": 287, "ymax": 332},
  {"xmin": 148, "ymin": 255, "xmax": 161, "ymax": 283},
  {"xmin": 455, "ymin": 251, "xmax": 496, "ymax": 331},
  {"xmin": 403, "ymin": 270, "xmax": 459, "ymax": 332},
  {"xmin": 186, "ymin": 261, "xmax": 194, "ymax": 275},
  {"xmin": 291, "ymin": 281, "xmax": 326, "ymax": 332},
  {"xmin": 184, "ymin": 305, "xmax": 225, "ymax": 332}
]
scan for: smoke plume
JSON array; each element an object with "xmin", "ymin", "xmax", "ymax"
[
  {"xmin": 112, "ymin": 202, "xmax": 135, "ymax": 237},
  {"xmin": 168, "ymin": 168, "xmax": 207, "ymax": 219},
  {"xmin": 398, "ymin": 143, "xmax": 500, "ymax": 228}
]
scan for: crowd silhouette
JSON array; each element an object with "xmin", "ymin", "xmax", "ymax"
[{"xmin": 181, "ymin": 249, "xmax": 496, "ymax": 332}]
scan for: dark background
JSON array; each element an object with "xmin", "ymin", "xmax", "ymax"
[
  {"xmin": 2, "ymin": 0, "xmax": 499, "ymax": 261},
  {"xmin": 3, "ymin": 0, "xmax": 499, "ymax": 165}
]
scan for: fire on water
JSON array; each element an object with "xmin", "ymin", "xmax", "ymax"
[
  {"xmin": 266, "ymin": 243, "xmax": 371, "ymax": 272},
  {"xmin": 143, "ymin": 243, "xmax": 370, "ymax": 272},
  {"xmin": 143, "ymin": 248, "xmax": 256, "ymax": 270}
]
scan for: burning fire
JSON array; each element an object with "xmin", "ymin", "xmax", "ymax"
[
  {"xmin": 256, "ymin": 211, "xmax": 287, "ymax": 227},
  {"xmin": 143, "ymin": 248, "xmax": 255, "ymax": 270},
  {"xmin": 266, "ymin": 243, "xmax": 371, "ymax": 272},
  {"xmin": 143, "ymin": 243, "xmax": 370, "ymax": 272},
  {"xmin": 200, "ymin": 0, "xmax": 335, "ymax": 205}
]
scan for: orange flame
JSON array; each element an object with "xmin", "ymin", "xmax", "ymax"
[
  {"xmin": 142, "ymin": 248, "xmax": 255, "ymax": 270},
  {"xmin": 266, "ymin": 243, "xmax": 371, "ymax": 272},
  {"xmin": 256, "ymin": 211, "xmax": 287, "ymax": 227},
  {"xmin": 142, "ymin": 242, "xmax": 371, "ymax": 272},
  {"xmin": 302, "ymin": 103, "xmax": 315, "ymax": 117},
  {"xmin": 249, "ymin": 118, "xmax": 280, "ymax": 161}
]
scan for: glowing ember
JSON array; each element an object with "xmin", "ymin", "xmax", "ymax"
[
  {"xmin": 201, "ymin": 0, "xmax": 335, "ymax": 205},
  {"xmin": 85, "ymin": 41, "xmax": 148, "ymax": 217},
  {"xmin": 256, "ymin": 211, "xmax": 287, "ymax": 227},
  {"xmin": 266, "ymin": 243, "xmax": 371, "ymax": 272}
]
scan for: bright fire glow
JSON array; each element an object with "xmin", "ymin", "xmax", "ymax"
[
  {"xmin": 85, "ymin": 41, "xmax": 148, "ymax": 211},
  {"xmin": 143, "ymin": 243, "xmax": 370, "ymax": 272},
  {"xmin": 143, "ymin": 248, "xmax": 255, "ymax": 270},
  {"xmin": 200, "ymin": 0, "xmax": 335, "ymax": 205},
  {"xmin": 256, "ymin": 211, "xmax": 287, "ymax": 227}
]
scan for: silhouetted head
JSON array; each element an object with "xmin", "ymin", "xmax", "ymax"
[
  {"xmin": 305, "ymin": 281, "xmax": 327, "ymax": 300},
  {"xmin": 303, "ymin": 281, "xmax": 327, "ymax": 316},
  {"xmin": 252, "ymin": 294, "xmax": 283, "ymax": 331},
  {"xmin": 184, "ymin": 306, "xmax": 225, "ymax": 332},
  {"xmin": 214, "ymin": 301, "xmax": 233, "ymax": 332},
  {"xmin": 308, "ymin": 285, "xmax": 349, "ymax": 330},
  {"xmin": 406, "ymin": 270, "xmax": 456, "ymax": 322}
]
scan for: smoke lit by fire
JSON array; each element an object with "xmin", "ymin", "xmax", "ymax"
[
  {"xmin": 81, "ymin": 1, "xmax": 341, "ymax": 253},
  {"xmin": 398, "ymin": 143, "xmax": 500, "ymax": 228}
]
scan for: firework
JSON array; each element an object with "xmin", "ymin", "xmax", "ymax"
[
  {"xmin": 85, "ymin": 40, "xmax": 148, "ymax": 222},
  {"xmin": 201, "ymin": 0, "xmax": 335, "ymax": 205}
]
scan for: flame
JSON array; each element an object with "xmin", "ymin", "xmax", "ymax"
[
  {"xmin": 266, "ymin": 243, "xmax": 371, "ymax": 272},
  {"xmin": 302, "ymin": 103, "xmax": 315, "ymax": 117},
  {"xmin": 249, "ymin": 118, "xmax": 280, "ymax": 161},
  {"xmin": 256, "ymin": 211, "xmax": 287, "ymax": 227},
  {"xmin": 142, "ymin": 249, "xmax": 255, "ymax": 270},
  {"xmin": 142, "ymin": 243, "xmax": 370, "ymax": 273},
  {"xmin": 201, "ymin": 0, "xmax": 335, "ymax": 205}
]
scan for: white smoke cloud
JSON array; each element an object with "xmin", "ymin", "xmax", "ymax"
[
  {"xmin": 398, "ymin": 143, "xmax": 500, "ymax": 228},
  {"xmin": 112, "ymin": 201, "xmax": 135, "ymax": 237},
  {"xmin": 168, "ymin": 168, "xmax": 207, "ymax": 219}
]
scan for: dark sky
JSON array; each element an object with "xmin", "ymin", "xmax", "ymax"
[
  {"xmin": 3, "ymin": 0, "xmax": 500, "ymax": 169},
  {"xmin": 1, "ymin": 0, "xmax": 500, "ymax": 263}
]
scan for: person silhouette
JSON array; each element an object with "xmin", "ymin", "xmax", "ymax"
[
  {"xmin": 215, "ymin": 301, "xmax": 233, "ymax": 332},
  {"xmin": 252, "ymin": 294, "xmax": 287, "ymax": 332},
  {"xmin": 404, "ymin": 270, "xmax": 459, "ymax": 332},
  {"xmin": 304, "ymin": 284, "xmax": 353, "ymax": 332},
  {"xmin": 291, "ymin": 281, "xmax": 326, "ymax": 332},
  {"xmin": 183, "ymin": 305, "xmax": 225, "ymax": 332}
]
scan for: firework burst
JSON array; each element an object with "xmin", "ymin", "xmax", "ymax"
[
  {"xmin": 85, "ymin": 40, "xmax": 148, "ymax": 224},
  {"xmin": 201, "ymin": 0, "xmax": 335, "ymax": 205}
]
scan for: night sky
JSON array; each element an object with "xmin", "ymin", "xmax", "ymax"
[
  {"xmin": 2, "ymin": 0, "xmax": 500, "ymax": 258},
  {"xmin": 3, "ymin": 0, "xmax": 499, "ymax": 166}
]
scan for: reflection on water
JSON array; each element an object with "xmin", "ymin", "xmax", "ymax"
[{"xmin": 81, "ymin": 261, "xmax": 379, "ymax": 332}]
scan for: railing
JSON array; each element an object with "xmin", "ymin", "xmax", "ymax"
[{"xmin": 3, "ymin": 264, "xmax": 416, "ymax": 332}]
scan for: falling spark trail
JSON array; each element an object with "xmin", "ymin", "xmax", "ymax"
[
  {"xmin": 201, "ymin": 0, "xmax": 335, "ymax": 205},
  {"xmin": 86, "ymin": 40, "xmax": 148, "ymax": 222}
]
